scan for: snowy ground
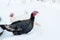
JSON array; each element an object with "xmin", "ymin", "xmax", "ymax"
[{"xmin": 0, "ymin": 0, "xmax": 60, "ymax": 40}]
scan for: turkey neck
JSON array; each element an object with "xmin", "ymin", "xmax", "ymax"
[{"xmin": 30, "ymin": 13, "xmax": 35, "ymax": 22}]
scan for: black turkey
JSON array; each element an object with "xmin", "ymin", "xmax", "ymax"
[{"xmin": 0, "ymin": 11, "xmax": 38, "ymax": 35}]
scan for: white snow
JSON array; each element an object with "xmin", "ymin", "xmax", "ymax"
[{"xmin": 0, "ymin": 0, "xmax": 60, "ymax": 40}]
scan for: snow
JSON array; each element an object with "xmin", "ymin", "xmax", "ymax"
[{"xmin": 0, "ymin": 0, "xmax": 60, "ymax": 40}]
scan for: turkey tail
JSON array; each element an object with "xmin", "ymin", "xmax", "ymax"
[{"xmin": 0, "ymin": 25, "xmax": 15, "ymax": 32}]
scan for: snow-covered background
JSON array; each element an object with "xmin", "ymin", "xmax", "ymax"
[{"xmin": 0, "ymin": 0, "xmax": 60, "ymax": 40}]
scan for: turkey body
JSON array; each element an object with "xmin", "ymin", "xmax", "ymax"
[{"xmin": 10, "ymin": 19, "xmax": 34, "ymax": 35}]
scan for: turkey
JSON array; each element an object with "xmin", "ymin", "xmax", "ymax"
[{"xmin": 0, "ymin": 11, "xmax": 38, "ymax": 35}]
